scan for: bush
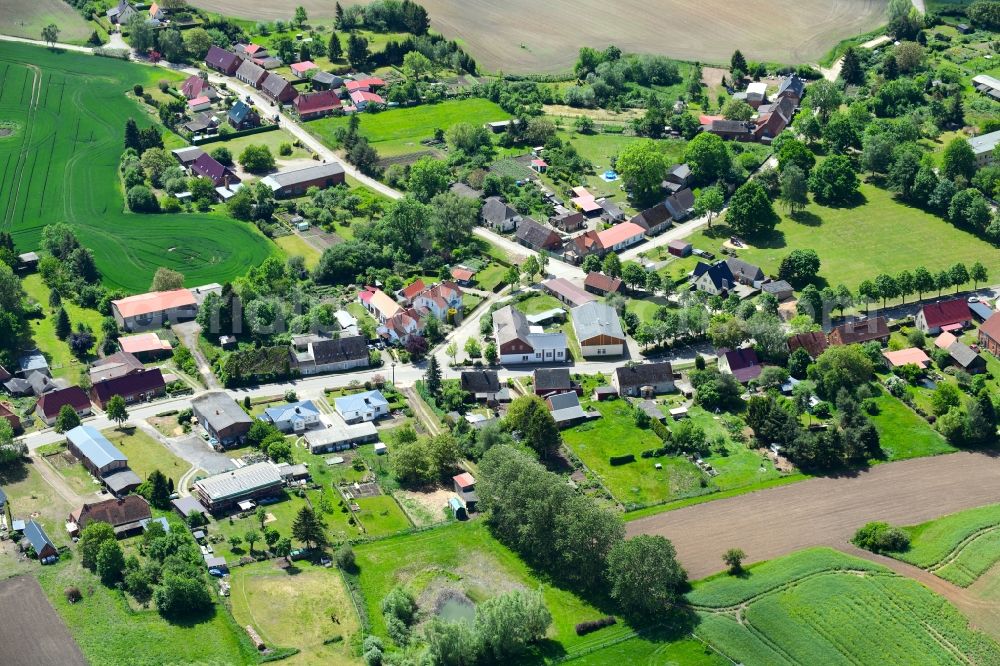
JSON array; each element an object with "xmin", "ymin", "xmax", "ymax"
[
  {"xmin": 65, "ymin": 586, "xmax": 82, "ymax": 603},
  {"xmin": 609, "ymin": 453, "xmax": 636, "ymax": 466},
  {"xmin": 852, "ymin": 521, "xmax": 910, "ymax": 553},
  {"xmin": 279, "ymin": 142, "xmax": 293, "ymax": 156},
  {"xmin": 575, "ymin": 616, "xmax": 616, "ymax": 636}
]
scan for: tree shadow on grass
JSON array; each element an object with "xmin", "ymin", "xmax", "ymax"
[
  {"xmin": 163, "ymin": 600, "xmax": 219, "ymax": 628},
  {"xmin": 789, "ymin": 210, "xmax": 823, "ymax": 227},
  {"xmin": 0, "ymin": 460, "xmax": 30, "ymax": 485},
  {"xmin": 815, "ymin": 190, "xmax": 868, "ymax": 210},
  {"xmin": 746, "ymin": 229, "xmax": 786, "ymax": 250}
]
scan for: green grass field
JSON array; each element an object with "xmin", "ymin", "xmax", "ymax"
[
  {"xmin": 37, "ymin": 559, "xmax": 257, "ymax": 665},
  {"xmin": 273, "ymin": 233, "xmax": 322, "ymax": 269},
  {"xmin": 22, "ymin": 274, "xmax": 105, "ymax": 380},
  {"xmin": 204, "ymin": 127, "xmax": 312, "ymax": 162},
  {"xmin": 102, "ymin": 426, "xmax": 190, "ymax": 488},
  {"xmin": 229, "ymin": 561, "xmax": 359, "ymax": 663},
  {"xmin": 892, "ymin": 504, "xmax": 1000, "ymax": 587},
  {"xmin": 869, "ymin": 394, "xmax": 956, "ymax": 461},
  {"xmin": 309, "ymin": 98, "xmax": 511, "ymax": 157},
  {"xmin": 687, "ymin": 183, "xmax": 1000, "ymax": 292},
  {"xmin": 0, "ymin": 0, "xmax": 95, "ymax": 44},
  {"xmin": 0, "ymin": 42, "xmax": 277, "ymax": 293},
  {"xmin": 687, "ymin": 548, "xmax": 1000, "ymax": 665},
  {"xmin": 354, "ymin": 494, "xmax": 412, "ymax": 537}
]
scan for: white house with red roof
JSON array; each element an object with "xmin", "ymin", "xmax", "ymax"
[
  {"xmin": 345, "ymin": 78, "xmax": 385, "ymax": 93},
  {"xmin": 112, "ymin": 290, "xmax": 198, "ymax": 332},
  {"xmin": 915, "ymin": 299, "xmax": 972, "ymax": 334},
  {"xmin": 349, "ymin": 90, "xmax": 384, "ymax": 110},
  {"xmin": 398, "ymin": 279, "xmax": 426, "ymax": 305},
  {"xmin": 358, "ymin": 287, "xmax": 403, "ymax": 323},
  {"xmin": 290, "ymin": 61, "xmax": 318, "ymax": 78},
  {"xmin": 413, "ymin": 282, "xmax": 463, "ymax": 321},
  {"xmin": 596, "ymin": 222, "xmax": 645, "ymax": 252}
]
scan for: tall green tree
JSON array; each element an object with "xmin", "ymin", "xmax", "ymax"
[
  {"xmin": 106, "ymin": 395, "xmax": 129, "ymax": 428},
  {"xmin": 941, "ymin": 137, "xmax": 976, "ymax": 183},
  {"xmin": 425, "ymin": 355, "xmax": 442, "ymax": 397},
  {"xmin": 503, "ymin": 395, "xmax": 560, "ymax": 458},
  {"xmin": 616, "ymin": 140, "xmax": 668, "ymax": 201},
  {"xmin": 725, "ymin": 180, "xmax": 776, "ymax": 236},
  {"xmin": 54, "ymin": 404, "xmax": 81, "ymax": 433},
  {"xmin": 97, "ymin": 540, "xmax": 125, "ymax": 585},
  {"xmin": 79, "ymin": 521, "xmax": 116, "ymax": 570},
  {"xmin": 606, "ymin": 535, "xmax": 687, "ymax": 618},
  {"xmin": 327, "ymin": 30, "xmax": 343, "ymax": 60},
  {"xmin": 840, "ymin": 47, "xmax": 864, "ymax": 85},
  {"xmin": 292, "ymin": 506, "xmax": 328, "ymax": 550}
]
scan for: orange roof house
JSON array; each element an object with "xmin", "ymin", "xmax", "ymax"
[
  {"xmin": 596, "ymin": 222, "xmax": 645, "ymax": 251},
  {"xmin": 882, "ymin": 347, "xmax": 931, "ymax": 368},
  {"xmin": 111, "ymin": 290, "xmax": 198, "ymax": 332},
  {"xmin": 118, "ymin": 333, "xmax": 173, "ymax": 357}
]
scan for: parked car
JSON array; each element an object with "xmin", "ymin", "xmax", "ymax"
[{"xmin": 208, "ymin": 568, "xmax": 224, "ymax": 577}]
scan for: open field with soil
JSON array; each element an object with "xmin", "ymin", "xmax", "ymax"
[
  {"xmin": 0, "ymin": 575, "xmax": 86, "ymax": 666},
  {"xmin": 688, "ymin": 548, "xmax": 1000, "ymax": 665},
  {"xmin": 189, "ymin": 0, "xmax": 887, "ymax": 73},
  {"xmin": 0, "ymin": 0, "xmax": 94, "ymax": 45},
  {"xmin": 308, "ymin": 98, "xmax": 510, "ymax": 157},
  {"xmin": 230, "ymin": 562, "xmax": 360, "ymax": 665},
  {"xmin": 627, "ymin": 451, "xmax": 1000, "ymax": 579},
  {"xmin": 0, "ymin": 42, "xmax": 277, "ymax": 293},
  {"xmin": 688, "ymin": 183, "xmax": 1000, "ymax": 292}
]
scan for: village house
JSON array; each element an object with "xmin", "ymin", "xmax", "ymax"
[
  {"xmin": 305, "ymin": 416, "xmax": 378, "ymax": 454},
  {"xmin": 572, "ymin": 301, "xmax": 625, "ymax": 357},
  {"xmin": 36, "ymin": 387, "xmax": 92, "ymax": 426},
  {"xmin": 236, "ymin": 43, "xmax": 268, "ymax": 60},
  {"xmin": 599, "ymin": 199, "xmax": 626, "ymax": 223},
  {"xmin": 195, "ymin": 463, "xmax": 284, "ymax": 513},
  {"xmin": 0, "ymin": 402, "xmax": 21, "ymax": 434},
  {"xmin": 631, "ymin": 203, "xmax": 673, "ymax": 237},
  {"xmin": 22, "ymin": 520, "xmax": 58, "ymax": 563},
  {"xmin": 915, "ymin": 299, "xmax": 972, "ymax": 335},
  {"xmin": 181, "ymin": 75, "xmax": 218, "ymax": 101},
  {"xmin": 90, "ymin": 351, "xmax": 144, "ymax": 383},
  {"xmin": 662, "ymin": 163, "xmax": 691, "ymax": 193},
  {"xmin": 978, "ymin": 313, "xmax": 1000, "ymax": 357},
  {"xmin": 612, "ymin": 362, "xmax": 674, "ymax": 396},
  {"xmin": 493, "ymin": 305, "xmax": 567, "ymax": 365},
  {"xmin": 719, "ymin": 348, "xmax": 762, "ymax": 383},
  {"xmin": 91, "ymin": 368, "xmax": 166, "ymax": 409},
  {"xmin": 293, "ymin": 91, "xmax": 342, "ymax": 119},
  {"xmin": 261, "ymin": 162, "xmax": 346, "ymax": 197},
  {"xmin": 542, "ymin": 278, "xmax": 596, "ymax": 308},
  {"xmin": 260, "ymin": 73, "xmax": 297, "ymax": 103},
  {"xmin": 413, "ymin": 282, "xmax": 464, "ymax": 321},
  {"xmin": 290, "ymin": 334, "xmax": 369, "ymax": 375},
  {"xmin": 546, "ymin": 391, "xmax": 590, "ymax": 429},
  {"xmin": 381, "ymin": 309, "xmax": 425, "ymax": 345},
  {"xmin": 664, "ymin": 188, "xmax": 695, "ymax": 221},
  {"xmin": 883, "ymin": 348, "xmax": 931, "ymax": 369},
  {"xmin": 118, "ymin": 332, "xmax": 173, "ymax": 360},
  {"xmin": 191, "ymin": 392, "xmax": 253, "ymax": 447},
  {"xmin": 551, "ymin": 212, "xmax": 585, "ymax": 233},
  {"xmin": 828, "ymin": 317, "xmax": 890, "ymax": 346},
  {"xmin": 359, "ymin": 286, "xmax": 403, "ymax": 323},
  {"xmin": 584, "ymin": 272, "xmax": 623, "ymax": 296},
  {"xmin": 290, "ymin": 61, "xmax": 318, "ymax": 78},
  {"xmin": 398, "ymin": 279, "xmax": 426, "ymax": 305},
  {"xmin": 260, "ymin": 400, "xmax": 322, "ymax": 433},
  {"xmin": 335, "ymin": 390, "xmax": 389, "ymax": 423},
  {"xmin": 187, "ymin": 96, "xmax": 213, "ymax": 113},
  {"xmin": 787, "ymin": 331, "xmax": 829, "ymax": 359},
  {"xmin": 460, "ymin": 370, "xmax": 505, "ymax": 402},
  {"xmin": 692, "ymin": 261, "xmax": 735, "ymax": 295},
  {"xmin": 349, "ymin": 90, "xmax": 385, "ymax": 110},
  {"xmin": 563, "ymin": 230, "xmax": 606, "ymax": 262},
  {"xmin": 69, "ymin": 496, "xmax": 152, "ymax": 539},
  {"xmin": 147, "ymin": 2, "xmax": 165, "ymax": 21},
  {"xmin": 112, "ymin": 289, "xmax": 198, "ymax": 332},
  {"xmin": 171, "ymin": 146, "xmax": 204, "ymax": 167},
  {"xmin": 205, "ymin": 46, "xmax": 241, "ymax": 76},
  {"xmin": 189, "ymin": 152, "xmax": 241, "ymax": 189},
  {"xmin": 934, "ymin": 332, "xmax": 986, "ymax": 373},
  {"xmin": 596, "ymin": 222, "xmax": 645, "ymax": 252},
  {"xmin": 107, "ymin": 0, "xmax": 138, "ymax": 24},
  {"xmin": 754, "ymin": 96, "xmax": 796, "ymax": 143},
  {"xmin": 450, "ymin": 266, "xmax": 476, "ymax": 286},
  {"xmin": 531, "ymin": 368, "xmax": 578, "ymax": 397},
  {"xmin": 481, "ymin": 197, "xmax": 521, "ymax": 232},
  {"xmin": 969, "ymin": 130, "xmax": 1000, "ymax": 168},
  {"xmin": 235, "ymin": 59, "xmax": 269, "ymax": 87}
]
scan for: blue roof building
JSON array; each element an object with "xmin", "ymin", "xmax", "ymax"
[
  {"xmin": 22, "ymin": 520, "xmax": 58, "ymax": 562},
  {"xmin": 65, "ymin": 425, "xmax": 128, "ymax": 476},
  {"xmin": 334, "ymin": 390, "xmax": 389, "ymax": 424},
  {"xmin": 260, "ymin": 400, "xmax": 322, "ymax": 433}
]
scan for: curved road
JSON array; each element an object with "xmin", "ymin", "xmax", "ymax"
[{"xmin": 627, "ymin": 451, "xmax": 1000, "ymax": 579}]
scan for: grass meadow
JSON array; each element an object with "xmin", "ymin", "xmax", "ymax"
[
  {"xmin": 309, "ymin": 98, "xmax": 510, "ymax": 157},
  {"xmin": 893, "ymin": 504, "xmax": 1000, "ymax": 587},
  {"xmin": 869, "ymin": 394, "xmax": 956, "ymax": 462},
  {"xmin": 687, "ymin": 548, "xmax": 1000, "ymax": 665},
  {"xmin": 0, "ymin": 42, "xmax": 277, "ymax": 293},
  {"xmin": 21, "ymin": 273, "xmax": 104, "ymax": 380},
  {"xmin": 102, "ymin": 426, "xmax": 190, "ymax": 488},
  {"xmin": 688, "ymin": 183, "xmax": 1000, "ymax": 292}
]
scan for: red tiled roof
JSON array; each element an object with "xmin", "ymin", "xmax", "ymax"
[
  {"xmin": 401, "ymin": 279, "xmax": 426, "ymax": 301},
  {"xmin": 980, "ymin": 312, "xmax": 1000, "ymax": 343},
  {"xmin": 934, "ymin": 332, "xmax": 958, "ymax": 349},
  {"xmin": 294, "ymin": 90, "xmax": 340, "ymax": 114},
  {"xmin": 92, "ymin": 369, "xmax": 165, "ymax": 405},
  {"xmin": 597, "ymin": 222, "xmax": 645, "ymax": 247},
  {"xmin": 883, "ymin": 347, "xmax": 930, "ymax": 368},
  {"xmin": 584, "ymin": 272, "xmax": 622, "ymax": 294},
  {"xmin": 828, "ymin": 317, "xmax": 889, "ymax": 346},
  {"xmin": 72, "ymin": 495, "xmax": 151, "ymax": 530},
  {"xmin": 920, "ymin": 299, "xmax": 972, "ymax": 329},
  {"xmin": 453, "ymin": 472, "xmax": 475, "ymax": 488},
  {"xmin": 451, "ymin": 267, "xmax": 475, "ymax": 282},
  {"xmin": 119, "ymin": 333, "xmax": 172, "ymax": 355},
  {"xmin": 787, "ymin": 331, "xmax": 828, "ymax": 358},
  {"xmin": 349, "ymin": 90, "xmax": 383, "ymax": 104},
  {"xmin": 112, "ymin": 289, "xmax": 196, "ymax": 319}
]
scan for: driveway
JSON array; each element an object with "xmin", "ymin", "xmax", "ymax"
[
  {"xmin": 627, "ymin": 451, "xmax": 1000, "ymax": 579},
  {"xmin": 167, "ymin": 434, "xmax": 236, "ymax": 476}
]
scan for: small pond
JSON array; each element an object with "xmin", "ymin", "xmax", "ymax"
[{"xmin": 436, "ymin": 591, "xmax": 475, "ymax": 624}]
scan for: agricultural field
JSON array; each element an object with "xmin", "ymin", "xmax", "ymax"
[
  {"xmin": 0, "ymin": 0, "xmax": 95, "ymax": 44},
  {"xmin": 229, "ymin": 562, "xmax": 360, "ymax": 664},
  {"xmin": 891, "ymin": 504, "xmax": 1000, "ymax": 588},
  {"xmin": 188, "ymin": 0, "xmax": 886, "ymax": 73},
  {"xmin": 36, "ymin": 560, "xmax": 258, "ymax": 666},
  {"xmin": 686, "ymin": 183, "xmax": 1000, "ymax": 293},
  {"xmin": 0, "ymin": 575, "xmax": 86, "ymax": 666},
  {"xmin": 309, "ymin": 98, "xmax": 510, "ymax": 157},
  {"xmin": 687, "ymin": 548, "xmax": 1000, "ymax": 665},
  {"xmin": 0, "ymin": 42, "xmax": 277, "ymax": 293}
]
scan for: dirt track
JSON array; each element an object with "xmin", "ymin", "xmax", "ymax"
[
  {"xmin": 627, "ymin": 451, "xmax": 1000, "ymax": 579},
  {"xmin": 188, "ymin": 0, "xmax": 886, "ymax": 73},
  {"xmin": 0, "ymin": 575, "xmax": 87, "ymax": 666}
]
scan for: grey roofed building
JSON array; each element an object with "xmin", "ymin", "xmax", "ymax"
[
  {"xmin": 228, "ymin": 100, "xmax": 258, "ymax": 129},
  {"xmin": 310, "ymin": 71, "xmax": 343, "ymax": 88},
  {"xmin": 947, "ymin": 340, "xmax": 986, "ymax": 372},
  {"xmin": 599, "ymin": 198, "xmax": 625, "ymax": 222},
  {"xmin": 171, "ymin": 146, "xmax": 205, "ymax": 165},
  {"xmin": 235, "ymin": 58, "xmax": 267, "ymax": 86},
  {"xmin": 571, "ymin": 301, "xmax": 625, "ymax": 341},
  {"xmin": 195, "ymin": 462, "xmax": 283, "ymax": 510},
  {"xmin": 304, "ymin": 417, "xmax": 378, "ymax": 453},
  {"xmin": 102, "ymin": 469, "xmax": 143, "ymax": 496},
  {"xmin": 191, "ymin": 392, "xmax": 253, "ymax": 445},
  {"xmin": 260, "ymin": 72, "xmax": 296, "ymax": 102},
  {"xmin": 969, "ymin": 301, "xmax": 996, "ymax": 322},
  {"xmin": 481, "ymin": 196, "xmax": 521, "ymax": 231},
  {"xmin": 612, "ymin": 362, "xmax": 675, "ymax": 395},
  {"xmin": 66, "ymin": 426, "xmax": 127, "ymax": 472},
  {"xmin": 18, "ymin": 350, "xmax": 49, "ymax": 377},
  {"xmin": 450, "ymin": 182, "xmax": 484, "ymax": 199},
  {"xmin": 460, "ymin": 370, "xmax": 501, "ymax": 395},
  {"xmin": 22, "ymin": 519, "xmax": 57, "ymax": 560},
  {"xmin": 545, "ymin": 391, "xmax": 588, "ymax": 427},
  {"xmin": 290, "ymin": 333, "xmax": 368, "ymax": 375},
  {"xmin": 969, "ymin": 129, "xmax": 1000, "ymax": 165},
  {"xmin": 533, "ymin": 367, "xmax": 574, "ymax": 394},
  {"xmin": 27, "ymin": 371, "xmax": 58, "ymax": 396},
  {"xmin": 725, "ymin": 257, "xmax": 765, "ymax": 285},
  {"xmin": 260, "ymin": 162, "xmax": 346, "ymax": 195},
  {"xmin": 172, "ymin": 495, "xmax": 209, "ymax": 518},
  {"xmin": 515, "ymin": 217, "xmax": 562, "ymax": 251},
  {"xmin": 762, "ymin": 280, "xmax": 794, "ymax": 300},
  {"xmin": 664, "ymin": 188, "xmax": 695, "ymax": 220},
  {"xmin": 3, "ymin": 378, "xmax": 32, "ymax": 395},
  {"xmin": 638, "ymin": 399, "xmax": 667, "ymax": 421},
  {"xmin": 693, "ymin": 260, "xmax": 735, "ymax": 292},
  {"xmin": 777, "ymin": 74, "xmax": 805, "ymax": 99},
  {"xmin": 631, "ymin": 202, "xmax": 672, "ymax": 235}
]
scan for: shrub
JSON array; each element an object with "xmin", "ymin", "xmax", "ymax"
[
  {"xmin": 279, "ymin": 142, "xmax": 293, "ymax": 156},
  {"xmin": 852, "ymin": 521, "xmax": 910, "ymax": 553},
  {"xmin": 609, "ymin": 454, "xmax": 636, "ymax": 466},
  {"xmin": 575, "ymin": 616, "xmax": 616, "ymax": 636},
  {"xmin": 65, "ymin": 586, "xmax": 82, "ymax": 603}
]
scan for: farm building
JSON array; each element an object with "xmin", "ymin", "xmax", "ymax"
[
  {"xmin": 545, "ymin": 392, "xmax": 590, "ymax": 428},
  {"xmin": 290, "ymin": 61, "xmax": 318, "ymax": 77},
  {"xmin": 969, "ymin": 301, "xmax": 996, "ymax": 322},
  {"xmin": 36, "ymin": 387, "xmax": 92, "ymax": 426},
  {"xmin": 542, "ymin": 278, "xmax": 595, "ymax": 308},
  {"xmin": 305, "ymin": 416, "xmax": 378, "ymax": 454},
  {"xmin": 762, "ymin": 280, "xmax": 794, "ymax": 301},
  {"xmin": 480, "ymin": 197, "xmax": 521, "ymax": 232},
  {"xmin": 118, "ymin": 332, "xmax": 173, "ymax": 360},
  {"xmin": 668, "ymin": 240, "xmax": 692, "ymax": 257},
  {"xmin": 290, "ymin": 334, "xmax": 369, "ymax": 375},
  {"xmin": 345, "ymin": 77, "xmax": 385, "ymax": 92},
  {"xmin": 310, "ymin": 71, "xmax": 343, "ymax": 90},
  {"xmin": 882, "ymin": 348, "xmax": 931, "ymax": 369},
  {"xmin": 205, "ymin": 46, "xmax": 241, "ymax": 75},
  {"xmin": 915, "ymin": 299, "xmax": 972, "ymax": 334},
  {"xmin": 171, "ymin": 146, "xmax": 205, "ymax": 166},
  {"xmin": 935, "ymin": 334, "xmax": 986, "ymax": 373},
  {"xmin": 0, "ymin": 402, "xmax": 21, "ymax": 433},
  {"xmin": 596, "ymin": 222, "xmax": 645, "ymax": 252},
  {"xmin": 90, "ymin": 352, "xmax": 144, "ymax": 383},
  {"xmin": 662, "ymin": 163, "xmax": 691, "ymax": 193},
  {"xmin": 65, "ymin": 426, "xmax": 127, "ymax": 477},
  {"xmin": 335, "ymin": 390, "xmax": 389, "ymax": 423},
  {"xmin": 260, "ymin": 162, "xmax": 346, "ymax": 197},
  {"xmin": 90, "ymin": 368, "xmax": 166, "ymax": 409},
  {"xmin": 969, "ymin": 130, "xmax": 1000, "ymax": 168},
  {"xmin": 572, "ymin": 301, "xmax": 625, "ymax": 357},
  {"xmin": 112, "ymin": 289, "xmax": 198, "ymax": 331},
  {"xmin": 18, "ymin": 350, "xmax": 50, "ymax": 378},
  {"xmin": 187, "ymin": 96, "xmax": 212, "ymax": 113},
  {"xmin": 703, "ymin": 118, "xmax": 755, "ymax": 141},
  {"xmin": 570, "ymin": 186, "xmax": 603, "ymax": 217},
  {"xmin": 493, "ymin": 305, "xmax": 567, "ymax": 365},
  {"xmin": 515, "ymin": 218, "xmax": 563, "ymax": 252},
  {"xmin": 22, "ymin": 520, "xmax": 58, "ymax": 563},
  {"xmin": 172, "ymin": 496, "xmax": 209, "ymax": 521},
  {"xmin": 349, "ymin": 90, "xmax": 384, "ymax": 109},
  {"xmin": 260, "ymin": 400, "xmax": 322, "ymax": 433},
  {"xmin": 612, "ymin": 362, "xmax": 674, "ymax": 396},
  {"xmin": 533, "ymin": 368, "xmax": 579, "ymax": 396},
  {"xmin": 972, "ymin": 74, "xmax": 1000, "ymax": 101},
  {"xmin": 584, "ymin": 272, "xmax": 623, "ymax": 296},
  {"xmin": 979, "ymin": 313, "xmax": 1000, "ymax": 356},
  {"xmin": 359, "ymin": 287, "xmax": 403, "ymax": 323},
  {"xmin": 551, "ymin": 212, "xmax": 585, "ymax": 233},
  {"xmin": 293, "ymin": 91, "xmax": 342, "ymax": 119},
  {"xmin": 787, "ymin": 331, "xmax": 829, "ymax": 358},
  {"xmin": 260, "ymin": 73, "xmax": 297, "ymax": 103},
  {"xmin": 191, "ymin": 392, "xmax": 253, "ymax": 447},
  {"xmin": 69, "ymin": 496, "xmax": 152, "ymax": 539},
  {"xmin": 228, "ymin": 101, "xmax": 260, "ymax": 130},
  {"xmin": 719, "ymin": 348, "xmax": 762, "ymax": 383},
  {"xmin": 450, "ymin": 266, "xmax": 476, "ymax": 286},
  {"xmin": 599, "ymin": 199, "xmax": 626, "ymax": 223},
  {"xmin": 195, "ymin": 463, "xmax": 284, "ymax": 513},
  {"xmin": 828, "ymin": 318, "xmax": 890, "ymax": 346}
]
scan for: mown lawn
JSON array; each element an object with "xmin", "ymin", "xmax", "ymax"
[
  {"xmin": 37, "ymin": 559, "xmax": 257, "ymax": 666},
  {"xmin": 309, "ymin": 98, "xmax": 511, "ymax": 156},
  {"xmin": 684, "ymin": 183, "xmax": 1000, "ymax": 292},
  {"xmin": 354, "ymin": 495, "xmax": 411, "ymax": 537},
  {"xmin": 274, "ymin": 232, "xmax": 323, "ymax": 269},
  {"xmin": 475, "ymin": 263, "xmax": 507, "ymax": 291},
  {"xmin": 688, "ymin": 548, "xmax": 1000, "ymax": 665},
  {"xmin": 869, "ymin": 394, "xmax": 955, "ymax": 461},
  {"xmin": 229, "ymin": 562, "xmax": 360, "ymax": 663},
  {"xmin": 204, "ymin": 128, "xmax": 312, "ymax": 163},
  {"xmin": 102, "ymin": 426, "xmax": 190, "ymax": 488}
]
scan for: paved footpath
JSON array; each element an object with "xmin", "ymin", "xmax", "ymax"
[{"xmin": 628, "ymin": 451, "xmax": 1000, "ymax": 579}]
